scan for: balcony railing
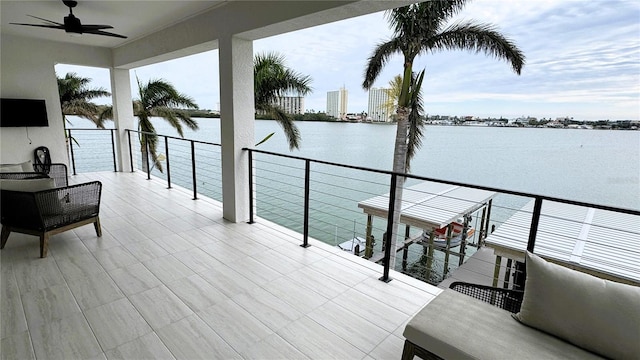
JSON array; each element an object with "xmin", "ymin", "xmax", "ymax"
[
  {"xmin": 68, "ymin": 129, "xmax": 640, "ymax": 288},
  {"xmin": 126, "ymin": 129, "xmax": 222, "ymax": 201},
  {"xmin": 244, "ymin": 148, "xmax": 640, "ymax": 286},
  {"xmin": 66, "ymin": 128, "xmax": 118, "ymax": 174}
]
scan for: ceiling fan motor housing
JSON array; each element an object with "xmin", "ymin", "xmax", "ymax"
[{"xmin": 64, "ymin": 14, "xmax": 82, "ymax": 34}]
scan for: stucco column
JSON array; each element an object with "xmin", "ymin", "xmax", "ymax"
[
  {"xmin": 109, "ymin": 68, "xmax": 135, "ymax": 172},
  {"xmin": 218, "ymin": 35, "xmax": 254, "ymax": 222}
]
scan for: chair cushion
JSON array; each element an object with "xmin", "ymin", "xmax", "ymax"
[
  {"xmin": 514, "ymin": 252, "xmax": 640, "ymax": 360},
  {"xmin": 0, "ymin": 164, "xmax": 22, "ymax": 173},
  {"xmin": 0, "ymin": 178, "xmax": 55, "ymax": 191},
  {"xmin": 20, "ymin": 160, "xmax": 33, "ymax": 172},
  {"xmin": 0, "ymin": 160, "xmax": 33, "ymax": 172}
]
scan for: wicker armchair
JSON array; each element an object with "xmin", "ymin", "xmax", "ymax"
[
  {"xmin": 33, "ymin": 163, "xmax": 69, "ymax": 187},
  {"xmin": 1, "ymin": 181, "xmax": 102, "ymax": 257}
]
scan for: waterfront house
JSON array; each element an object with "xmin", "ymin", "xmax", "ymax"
[
  {"xmin": 1, "ymin": 1, "xmax": 638, "ymax": 359},
  {"xmin": 1, "ymin": 1, "xmax": 440, "ymax": 358}
]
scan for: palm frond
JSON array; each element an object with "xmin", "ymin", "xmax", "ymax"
[
  {"xmin": 426, "ymin": 21, "xmax": 525, "ymax": 74},
  {"xmin": 254, "ymin": 51, "xmax": 311, "ymax": 150},
  {"xmin": 255, "ymin": 132, "xmax": 275, "ymax": 147},
  {"xmin": 263, "ymin": 103, "xmax": 300, "ymax": 150},
  {"xmin": 57, "ymin": 72, "xmax": 111, "ymax": 129},
  {"xmin": 135, "ymin": 76, "xmax": 199, "ymax": 146},
  {"xmin": 406, "ymin": 70, "xmax": 426, "ymax": 171},
  {"xmin": 255, "ymin": 51, "xmax": 312, "ymax": 106},
  {"xmin": 386, "ymin": 1, "xmax": 469, "ymax": 39},
  {"xmin": 152, "ymin": 107, "xmax": 184, "ymax": 137},
  {"xmin": 98, "ymin": 106, "xmax": 113, "ymax": 125},
  {"xmin": 362, "ymin": 39, "xmax": 403, "ymax": 89}
]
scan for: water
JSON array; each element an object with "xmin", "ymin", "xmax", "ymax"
[
  {"xmin": 68, "ymin": 117, "xmax": 639, "ymax": 279},
  {"xmin": 95, "ymin": 118, "xmax": 637, "ymax": 207}
]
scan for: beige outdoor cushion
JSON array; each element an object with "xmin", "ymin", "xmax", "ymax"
[
  {"xmin": 0, "ymin": 160, "xmax": 33, "ymax": 172},
  {"xmin": 404, "ymin": 289, "xmax": 602, "ymax": 359},
  {"xmin": 0, "ymin": 178, "xmax": 55, "ymax": 191},
  {"xmin": 0, "ymin": 164, "xmax": 22, "ymax": 173},
  {"xmin": 514, "ymin": 252, "xmax": 640, "ymax": 360}
]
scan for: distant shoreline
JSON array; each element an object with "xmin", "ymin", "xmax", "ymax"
[{"xmin": 232, "ymin": 117, "xmax": 640, "ymax": 131}]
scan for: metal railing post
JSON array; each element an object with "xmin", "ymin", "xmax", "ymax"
[
  {"xmin": 380, "ymin": 173, "xmax": 397, "ymax": 283},
  {"xmin": 145, "ymin": 140, "xmax": 151, "ymax": 180},
  {"xmin": 127, "ymin": 130, "xmax": 134, "ymax": 172},
  {"xmin": 191, "ymin": 141, "xmax": 197, "ymax": 200},
  {"xmin": 302, "ymin": 159, "xmax": 311, "ymax": 248},
  {"xmin": 68, "ymin": 129, "xmax": 77, "ymax": 175},
  {"xmin": 165, "ymin": 136, "xmax": 171, "ymax": 189},
  {"xmin": 248, "ymin": 150, "xmax": 255, "ymax": 224},
  {"xmin": 527, "ymin": 197, "xmax": 543, "ymax": 252},
  {"xmin": 514, "ymin": 197, "xmax": 543, "ymax": 290},
  {"xmin": 110, "ymin": 129, "xmax": 117, "ymax": 172}
]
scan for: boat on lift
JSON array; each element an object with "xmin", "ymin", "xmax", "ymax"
[{"xmin": 419, "ymin": 220, "xmax": 474, "ymax": 249}]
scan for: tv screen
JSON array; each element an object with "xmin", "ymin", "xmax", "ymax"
[{"xmin": 0, "ymin": 98, "xmax": 49, "ymax": 127}]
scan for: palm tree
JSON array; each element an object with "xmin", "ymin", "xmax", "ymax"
[
  {"xmin": 57, "ymin": 72, "xmax": 111, "ymax": 128},
  {"xmin": 101, "ymin": 76, "xmax": 198, "ymax": 172},
  {"xmin": 254, "ymin": 52, "xmax": 312, "ymax": 150},
  {"xmin": 362, "ymin": 0, "xmax": 525, "ymax": 263},
  {"xmin": 382, "ymin": 75, "xmax": 403, "ymax": 121}
]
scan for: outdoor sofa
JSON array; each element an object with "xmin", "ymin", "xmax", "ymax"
[
  {"xmin": 0, "ymin": 161, "xmax": 102, "ymax": 257},
  {"xmin": 402, "ymin": 252, "xmax": 640, "ymax": 360}
]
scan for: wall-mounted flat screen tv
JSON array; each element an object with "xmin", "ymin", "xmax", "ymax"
[{"xmin": 0, "ymin": 98, "xmax": 49, "ymax": 127}]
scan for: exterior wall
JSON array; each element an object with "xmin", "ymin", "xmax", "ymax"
[
  {"xmin": 326, "ymin": 87, "xmax": 348, "ymax": 119},
  {"xmin": 0, "ymin": 34, "xmax": 111, "ymax": 165},
  {"xmin": 368, "ymin": 88, "xmax": 390, "ymax": 122},
  {"xmin": 273, "ymin": 96, "xmax": 304, "ymax": 114},
  {"xmin": 339, "ymin": 87, "xmax": 348, "ymax": 118},
  {"xmin": 327, "ymin": 90, "xmax": 339, "ymax": 118}
]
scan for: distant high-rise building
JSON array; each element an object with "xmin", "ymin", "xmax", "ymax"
[
  {"xmin": 368, "ymin": 88, "xmax": 391, "ymax": 122},
  {"xmin": 326, "ymin": 87, "xmax": 348, "ymax": 119},
  {"xmin": 273, "ymin": 96, "xmax": 304, "ymax": 114}
]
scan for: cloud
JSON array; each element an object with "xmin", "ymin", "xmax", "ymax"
[{"xmin": 56, "ymin": 0, "xmax": 640, "ymax": 120}]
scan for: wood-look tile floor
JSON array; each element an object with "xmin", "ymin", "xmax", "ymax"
[{"xmin": 1, "ymin": 171, "xmax": 441, "ymax": 359}]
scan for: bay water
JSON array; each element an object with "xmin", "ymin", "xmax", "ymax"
[{"xmin": 68, "ymin": 117, "xmax": 639, "ymax": 276}]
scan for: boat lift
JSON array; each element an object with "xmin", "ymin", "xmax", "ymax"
[{"xmin": 357, "ymin": 181, "xmax": 497, "ymax": 280}]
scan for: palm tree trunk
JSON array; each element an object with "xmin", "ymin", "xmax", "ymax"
[
  {"xmin": 388, "ymin": 105, "xmax": 410, "ymax": 269},
  {"xmin": 141, "ymin": 147, "xmax": 149, "ymax": 173}
]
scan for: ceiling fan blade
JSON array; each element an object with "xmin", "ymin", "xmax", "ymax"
[
  {"xmin": 81, "ymin": 24, "xmax": 114, "ymax": 30},
  {"xmin": 84, "ymin": 29, "xmax": 127, "ymax": 39},
  {"xmin": 27, "ymin": 15, "xmax": 63, "ymax": 26},
  {"xmin": 10, "ymin": 23, "xmax": 65, "ymax": 30}
]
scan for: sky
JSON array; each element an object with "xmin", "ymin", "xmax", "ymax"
[{"xmin": 56, "ymin": 0, "xmax": 640, "ymax": 121}]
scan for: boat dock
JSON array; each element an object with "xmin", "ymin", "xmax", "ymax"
[
  {"xmin": 356, "ymin": 181, "xmax": 497, "ymax": 281},
  {"xmin": 440, "ymin": 199, "xmax": 640, "ymax": 289}
]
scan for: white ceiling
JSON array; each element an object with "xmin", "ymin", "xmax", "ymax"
[
  {"xmin": 0, "ymin": 1, "xmax": 227, "ymax": 49},
  {"xmin": 1, "ymin": 0, "xmax": 415, "ymax": 68}
]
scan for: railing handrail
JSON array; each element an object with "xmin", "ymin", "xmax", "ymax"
[
  {"xmin": 243, "ymin": 147, "xmax": 640, "ymax": 216},
  {"xmin": 128, "ymin": 129, "xmax": 221, "ymax": 147},
  {"xmin": 65, "ymin": 127, "xmax": 640, "ymax": 216},
  {"xmin": 67, "ymin": 128, "xmax": 115, "ymax": 131}
]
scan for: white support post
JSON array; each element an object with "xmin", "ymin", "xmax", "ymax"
[
  {"xmin": 110, "ymin": 68, "xmax": 135, "ymax": 172},
  {"xmin": 218, "ymin": 35, "xmax": 254, "ymax": 223}
]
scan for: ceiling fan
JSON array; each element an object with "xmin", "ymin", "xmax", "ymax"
[{"xmin": 10, "ymin": 0, "xmax": 127, "ymax": 39}]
